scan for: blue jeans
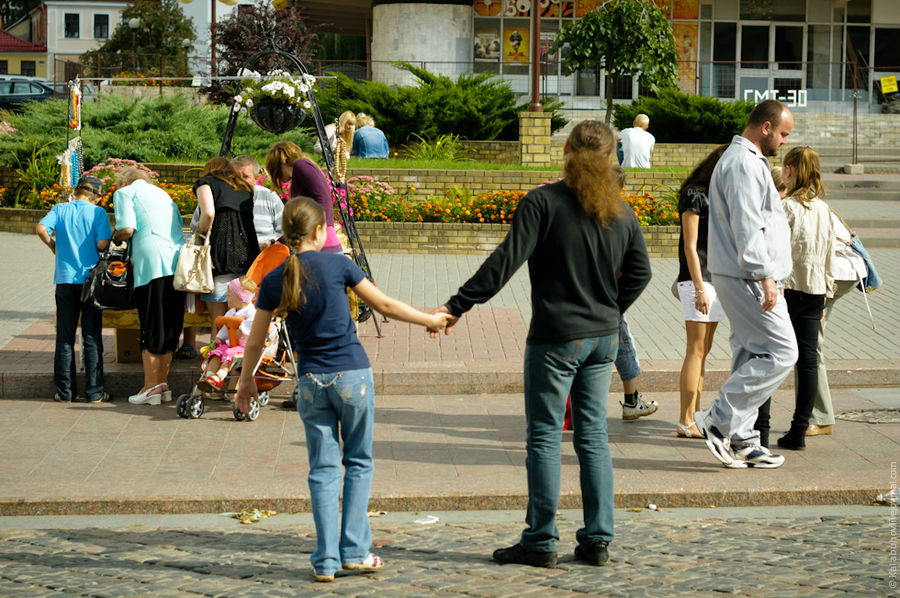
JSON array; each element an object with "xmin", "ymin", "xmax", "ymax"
[
  {"xmin": 615, "ymin": 315, "xmax": 641, "ymax": 382},
  {"xmin": 295, "ymin": 368, "xmax": 375, "ymax": 575},
  {"xmin": 521, "ymin": 334, "xmax": 618, "ymax": 552},
  {"xmin": 54, "ymin": 284, "xmax": 104, "ymax": 401}
]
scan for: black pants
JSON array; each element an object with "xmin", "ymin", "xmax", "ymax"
[{"xmin": 784, "ymin": 289, "xmax": 825, "ymax": 429}]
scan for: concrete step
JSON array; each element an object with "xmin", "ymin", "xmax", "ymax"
[
  {"xmin": 4, "ymin": 359, "xmax": 896, "ymax": 400},
  {"xmin": 827, "ymin": 190, "xmax": 900, "ymax": 201},
  {"xmin": 850, "ymin": 227, "xmax": 900, "ymax": 247}
]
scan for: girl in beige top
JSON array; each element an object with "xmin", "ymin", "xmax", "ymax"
[{"xmin": 776, "ymin": 146, "xmax": 835, "ymax": 451}]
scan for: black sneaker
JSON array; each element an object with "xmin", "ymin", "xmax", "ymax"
[
  {"xmin": 280, "ymin": 398, "xmax": 297, "ymax": 410},
  {"xmin": 574, "ymin": 541, "xmax": 609, "ymax": 566},
  {"xmin": 53, "ymin": 392, "xmax": 70, "ymax": 403},
  {"xmin": 492, "ymin": 543, "xmax": 557, "ymax": 567}
]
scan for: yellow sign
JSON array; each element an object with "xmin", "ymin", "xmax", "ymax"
[{"xmin": 881, "ymin": 75, "xmax": 898, "ymax": 94}]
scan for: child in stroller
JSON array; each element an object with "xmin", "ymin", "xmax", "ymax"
[
  {"xmin": 197, "ymin": 275, "xmax": 257, "ymax": 393},
  {"xmin": 177, "ymin": 245, "xmax": 294, "ymax": 421}
]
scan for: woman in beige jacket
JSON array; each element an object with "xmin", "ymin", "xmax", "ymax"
[{"xmin": 776, "ymin": 146, "xmax": 835, "ymax": 450}]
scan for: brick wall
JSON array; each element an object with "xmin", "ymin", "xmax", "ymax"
[
  {"xmin": 356, "ymin": 221, "xmax": 679, "ymax": 256},
  {"xmin": 0, "ymin": 208, "xmax": 190, "ymax": 233},
  {"xmin": 349, "ymin": 168, "xmax": 681, "ymax": 199},
  {"xmin": 519, "ymin": 112, "xmax": 553, "ymax": 167},
  {"xmin": 461, "ymin": 140, "xmax": 519, "ymax": 163}
]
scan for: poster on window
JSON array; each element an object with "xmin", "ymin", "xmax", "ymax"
[
  {"xmin": 673, "ymin": 22, "xmax": 698, "ymax": 93},
  {"xmin": 574, "ymin": 0, "xmax": 602, "ymax": 17},
  {"xmin": 503, "ymin": 0, "xmax": 530, "ymax": 17},
  {"xmin": 475, "ymin": 28, "xmax": 502, "ymax": 61},
  {"xmin": 474, "ymin": 0, "xmax": 502, "ymax": 16},
  {"xmin": 673, "ymin": 0, "xmax": 699, "ymax": 20},
  {"xmin": 503, "ymin": 27, "xmax": 530, "ymax": 64}
]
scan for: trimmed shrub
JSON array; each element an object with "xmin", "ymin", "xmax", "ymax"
[
  {"xmin": 314, "ymin": 63, "xmax": 567, "ymax": 146},
  {"xmin": 613, "ymin": 89, "xmax": 754, "ymax": 143},
  {"xmin": 0, "ymin": 94, "xmax": 314, "ymax": 170}
]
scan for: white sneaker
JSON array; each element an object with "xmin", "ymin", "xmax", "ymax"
[
  {"xmin": 621, "ymin": 391, "xmax": 658, "ymax": 421},
  {"xmin": 729, "ymin": 445, "xmax": 785, "ymax": 469}
]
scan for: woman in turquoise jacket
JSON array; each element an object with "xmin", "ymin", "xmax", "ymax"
[{"xmin": 112, "ymin": 168, "xmax": 185, "ymax": 406}]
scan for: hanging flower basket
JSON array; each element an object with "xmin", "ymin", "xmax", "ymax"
[
  {"xmin": 250, "ymin": 98, "xmax": 306, "ymax": 134},
  {"xmin": 233, "ymin": 69, "xmax": 316, "ymax": 135}
]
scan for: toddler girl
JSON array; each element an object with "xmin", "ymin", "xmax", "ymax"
[{"xmin": 198, "ymin": 275, "xmax": 258, "ymax": 392}]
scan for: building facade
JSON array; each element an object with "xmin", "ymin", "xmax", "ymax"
[{"xmin": 367, "ymin": 0, "xmax": 900, "ymax": 112}]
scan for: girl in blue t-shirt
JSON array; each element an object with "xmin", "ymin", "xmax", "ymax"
[{"xmin": 235, "ymin": 196, "xmax": 449, "ymax": 582}]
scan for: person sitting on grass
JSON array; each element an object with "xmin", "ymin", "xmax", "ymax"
[{"xmin": 197, "ymin": 276, "xmax": 258, "ymax": 393}]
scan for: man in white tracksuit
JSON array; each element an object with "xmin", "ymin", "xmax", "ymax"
[{"xmin": 700, "ymin": 99, "xmax": 799, "ymax": 469}]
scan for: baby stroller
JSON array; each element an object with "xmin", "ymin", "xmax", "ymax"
[{"xmin": 175, "ymin": 244, "xmax": 297, "ymax": 422}]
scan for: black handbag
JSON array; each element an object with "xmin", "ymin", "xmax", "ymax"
[{"xmin": 81, "ymin": 245, "xmax": 134, "ymax": 310}]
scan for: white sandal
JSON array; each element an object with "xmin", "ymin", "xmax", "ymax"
[
  {"xmin": 676, "ymin": 421, "xmax": 704, "ymax": 438},
  {"xmin": 342, "ymin": 553, "xmax": 384, "ymax": 571}
]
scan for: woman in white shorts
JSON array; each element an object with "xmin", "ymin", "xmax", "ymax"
[{"xmin": 675, "ymin": 145, "xmax": 728, "ymax": 438}]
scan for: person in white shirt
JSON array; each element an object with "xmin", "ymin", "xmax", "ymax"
[{"xmin": 618, "ymin": 114, "xmax": 655, "ymax": 168}]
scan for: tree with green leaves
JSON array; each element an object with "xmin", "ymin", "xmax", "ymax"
[
  {"xmin": 202, "ymin": 0, "xmax": 319, "ymax": 104},
  {"xmin": 551, "ymin": 0, "xmax": 677, "ymax": 123},
  {"xmin": 80, "ymin": 0, "xmax": 196, "ymax": 76}
]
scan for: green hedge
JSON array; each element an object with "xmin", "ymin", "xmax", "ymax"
[
  {"xmin": 314, "ymin": 63, "xmax": 567, "ymax": 146},
  {"xmin": 0, "ymin": 93, "xmax": 314, "ymax": 170},
  {"xmin": 613, "ymin": 89, "xmax": 754, "ymax": 143}
]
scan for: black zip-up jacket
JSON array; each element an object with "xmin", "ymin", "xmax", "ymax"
[{"xmin": 445, "ymin": 180, "xmax": 652, "ymax": 344}]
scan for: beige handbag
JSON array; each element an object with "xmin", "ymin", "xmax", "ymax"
[{"xmin": 173, "ymin": 231, "xmax": 214, "ymax": 294}]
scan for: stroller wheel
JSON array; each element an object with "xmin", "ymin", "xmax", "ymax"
[
  {"xmin": 258, "ymin": 392, "xmax": 270, "ymax": 407},
  {"xmin": 234, "ymin": 398, "xmax": 260, "ymax": 421},
  {"xmin": 175, "ymin": 394, "xmax": 191, "ymax": 419},
  {"xmin": 186, "ymin": 395, "xmax": 204, "ymax": 419}
]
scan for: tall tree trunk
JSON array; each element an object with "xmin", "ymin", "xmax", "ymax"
[{"xmin": 604, "ymin": 70, "xmax": 614, "ymax": 124}]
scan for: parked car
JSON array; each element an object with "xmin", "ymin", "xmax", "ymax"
[{"xmin": 0, "ymin": 78, "xmax": 54, "ymax": 110}]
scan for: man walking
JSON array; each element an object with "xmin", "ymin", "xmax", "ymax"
[
  {"xmin": 618, "ymin": 114, "xmax": 655, "ymax": 168},
  {"xmin": 699, "ymin": 99, "xmax": 798, "ymax": 469}
]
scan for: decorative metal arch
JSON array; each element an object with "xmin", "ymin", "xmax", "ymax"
[{"xmin": 218, "ymin": 47, "xmax": 383, "ymax": 336}]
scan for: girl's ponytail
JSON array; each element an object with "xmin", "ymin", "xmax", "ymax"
[{"xmin": 276, "ymin": 196, "xmax": 326, "ymax": 317}]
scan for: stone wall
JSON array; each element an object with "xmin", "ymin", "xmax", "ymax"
[
  {"xmin": 355, "ymin": 221, "xmax": 679, "ymax": 257},
  {"xmin": 0, "ymin": 208, "xmax": 678, "ymax": 256},
  {"xmin": 461, "ymin": 140, "xmax": 519, "ymax": 163},
  {"xmin": 348, "ymin": 167, "xmax": 680, "ymax": 200}
]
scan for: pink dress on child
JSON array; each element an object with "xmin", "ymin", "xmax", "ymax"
[{"xmin": 207, "ymin": 303, "xmax": 256, "ymax": 366}]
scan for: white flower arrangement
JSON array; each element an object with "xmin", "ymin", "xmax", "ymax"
[{"xmin": 232, "ymin": 69, "xmax": 317, "ymax": 115}]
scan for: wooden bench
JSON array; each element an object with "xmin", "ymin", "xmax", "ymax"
[{"xmin": 103, "ymin": 310, "xmax": 211, "ymax": 363}]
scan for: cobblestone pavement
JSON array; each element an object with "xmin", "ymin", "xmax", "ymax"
[{"xmin": 0, "ymin": 507, "xmax": 894, "ymax": 597}]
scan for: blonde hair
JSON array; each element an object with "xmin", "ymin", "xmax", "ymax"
[
  {"xmin": 265, "ymin": 141, "xmax": 308, "ymax": 192},
  {"xmin": 770, "ymin": 166, "xmax": 787, "ymax": 193},
  {"xmin": 356, "ymin": 112, "xmax": 374, "ymax": 127},
  {"xmin": 634, "ymin": 114, "xmax": 650, "ymax": 128},
  {"xmin": 783, "ymin": 146, "xmax": 825, "ymax": 207},
  {"xmin": 114, "ymin": 168, "xmax": 150, "ymax": 189},
  {"xmin": 276, "ymin": 197, "xmax": 326, "ymax": 317},
  {"xmin": 562, "ymin": 120, "xmax": 624, "ymax": 226},
  {"xmin": 337, "ymin": 110, "xmax": 356, "ymax": 147},
  {"xmin": 236, "ymin": 275, "xmax": 257, "ymax": 294}
]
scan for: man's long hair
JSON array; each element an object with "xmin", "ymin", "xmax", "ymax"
[{"xmin": 562, "ymin": 120, "xmax": 623, "ymax": 226}]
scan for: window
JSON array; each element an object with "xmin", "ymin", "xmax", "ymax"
[
  {"xmin": 64, "ymin": 13, "xmax": 80, "ymax": 38},
  {"xmin": 94, "ymin": 14, "xmax": 109, "ymax": 39},
  {"xmin": 0, "ymin": 60, "xmax": 7, "ymax": 75},
  {"xmin": 874, "ymin": 29, "xmax": 900, "ymax": 69},
  {"xmin": 740, "ymin": 25, "xmax": 768, "ymax": 69},
  {"xmin": 21, "ymin": 61, "xmax": 36, "ymax": 76}
]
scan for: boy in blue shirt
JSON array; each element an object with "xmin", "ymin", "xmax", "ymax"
[{"xmin": 35, "ymin": 176, "xmax": 112, "ymax": 402}]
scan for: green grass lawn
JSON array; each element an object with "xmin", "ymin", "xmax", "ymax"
[{"xmin": 349, "ymin": 157, "xmax": 689, "ymax": 174}]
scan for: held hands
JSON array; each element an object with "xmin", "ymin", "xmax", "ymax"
[
  {"xmin": 429, "ymin": 305, "xmax": 460, "ymax": 338},
  {"xmin": 761, "ymin": 277, "xmax": 778, "ymax": 312}
]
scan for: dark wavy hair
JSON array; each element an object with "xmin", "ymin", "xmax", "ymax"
[{"xmin": 562, "ymin": 120, "xmax": 623, "ymax": 226}]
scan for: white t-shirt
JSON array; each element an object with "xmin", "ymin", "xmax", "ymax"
[{"xmin": 619, "ymin": 127, "xmax": 655, "ymax": 168}]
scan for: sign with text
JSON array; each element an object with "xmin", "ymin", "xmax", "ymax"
[
  {"xmin": 742, "ymin": 88, "xmax": 807, "ymax": 107},
  {"xmin": 881, "ymin": 75, "xmax": 898, "ymax": 95}
]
